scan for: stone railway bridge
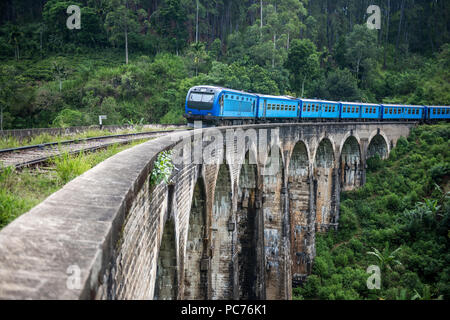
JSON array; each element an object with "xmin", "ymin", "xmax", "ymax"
[{"xmin": 0, "ymin": 122, "xmax": 415, "ymax": 300}]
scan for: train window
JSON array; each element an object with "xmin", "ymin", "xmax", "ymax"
[
  {"xmin": 365, "ymin": 107, "xmax": 368, "ymax": 113},
  {"xmin": 389, "ymin": 109, "xmax": 392, "ymax": 114},
  {"xmin": 408, "ymin": 109, "xmax": 411, "ymax": 114},
  {"xmin": 333, "ymin": 106, "xmax": 336, "ymax": 112},
  {"xmin": 356, "ymin": 107, "xmax": 359, "ymax": 113},
  {"xmin": 432, "ymin": 109, "xmax": 436, "ymax": 114},
  {"xmin": 303, "ymin": 106, "xmax": 306, "ymax": 112},
  {"xmin": 225, "ymin": 95, "xmax": 228, "ymax": 99}
]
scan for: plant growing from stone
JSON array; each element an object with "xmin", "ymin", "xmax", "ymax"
[{"xmin": 150, "ymin": 150, "xmax": 174, "ymax": 187}]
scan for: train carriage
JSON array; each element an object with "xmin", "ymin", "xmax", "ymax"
[
  {"xmin": 257, "ymin": 94, "xmax": 299, "ymax": 120},
  {"xmin": 301, "ymin": 99, "xmax": 340, "ymax": 120},
  {"xmin": 381, "ymin": 104, "xmax": 424, "ymax": 121},
  {"xmin": 427, "ymin": 106, "xmax": 450, "ymax": 121},
  {"xmin": 340, "ymin": 102, "xmax": 363, "ymax": 119},
  {"xmin": 360, "ymin": 103, "xmax": 381, "ymax": 120}
]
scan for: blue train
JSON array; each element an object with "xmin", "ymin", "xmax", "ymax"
[{"xmin": 184, "ymin": 85, "xmax": 450, "ymax": 125}]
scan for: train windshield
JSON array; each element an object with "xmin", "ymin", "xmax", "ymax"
[
  {"xmin": 187, "ymin": 91, "xmax": 215, "ymax": 110},
  {"xmin": 189, "ymin": 93, "xmax": 215, "ymax": 103}
]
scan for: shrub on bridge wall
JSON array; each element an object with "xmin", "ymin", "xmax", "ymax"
[{"xmin": 150, "ymin": 150, "xmax": 174, "ymax": 187}]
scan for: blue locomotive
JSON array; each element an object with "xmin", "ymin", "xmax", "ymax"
[{"xmin": 184, "ymin": 85, "xmax": 450, "ymax": 125}]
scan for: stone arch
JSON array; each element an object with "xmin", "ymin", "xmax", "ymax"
[
  {"xmin": 287, "ymin": 141, "xmax": 314, "ymax": 283},
  {"xmin": 314, "ymin": 138, "xmax": 337, "ymax": 229},
  {"xmin": 154, "ymin": 217, "xmax": 178, "ymax": 300},
  {"xmin": 211, "ymin": 164, "xmax": 233, "ymax": 299},
  {"xmin": 236, "ymin": 151, "xmax": 258, "ymax": 300},
  {"xmin": 311, "ymin": 135, "xmax": 337, "ymax": 167},
  {"xmin": 314, "ymin": 138, "xmax": 335, "ymax": 168},
  {"xmin": 339, "ymin": 136, "xmax": 362, "ymax": 191},
  {"xmin": 262, "ymin": 145, "xmax": 285, "ymax": 300},
  {"xmin": 367, "ymin": 134, "xmax": 389, "ymax": 160},
  {"xmin": 184, "ymin": 177, "xmax": 207, "ymax": 300},
  {"xmin": 367, "ymin": 130, "xmax": 390, "ymax": 157}
]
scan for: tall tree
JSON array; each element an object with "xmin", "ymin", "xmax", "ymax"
[
  {"xmin": 344, "ymin": 24, "xmax": 378, "ymax": 80},
  {"xmin": 105, "ymin": 0, "xmax": 142, "ymax": 64},
  {"xmin": 284, "ymin": 38, "xmax": 320, "ymax": 96}
]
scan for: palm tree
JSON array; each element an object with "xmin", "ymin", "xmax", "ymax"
[
  {"xmin": 8, "ymin": 27, "xmax": 24, "ymax": 61},
  {"xmin": 52, "ymin": 60, "xmax": 68, "ymax": 92},
  {"xmin": 412, "ymin": 285, "xmax": 443, "ymax": 300},
  {"xmin": 367, "ymin": 244, "xmax": 402, "ymax": 271},
  {"xmin": 190, "ymin": 42, "xmax": 207, "ymax": 76}
]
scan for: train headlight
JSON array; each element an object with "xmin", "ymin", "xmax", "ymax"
[
  {"xmin": 188, "ymin": 111, "xmax": 192, "ymax": 114},
  {"xmin": 208, "ymin": 113, "xmax": 212, "ymax": 116}
]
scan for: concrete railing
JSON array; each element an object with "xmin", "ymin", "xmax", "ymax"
[{"xmin": 0, "ymin": 129, "xmax": 192, "ymax": 299}]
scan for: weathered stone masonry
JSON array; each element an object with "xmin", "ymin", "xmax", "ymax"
[{"xmin": 0, "ymin": 122, "xmax": 414, "ymax": 300}]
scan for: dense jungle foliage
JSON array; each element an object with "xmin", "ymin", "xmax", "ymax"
[
  {"xmin": 294, "ymin": 123, "xmax": 450, "ymax": 300},
  {"xmin": 0, "ymin": 0, "xmax": 449, "ymax": 129}
]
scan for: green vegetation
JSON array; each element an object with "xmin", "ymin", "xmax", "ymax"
[
  {"xmin": 0, "ymin": 1, "xmax": 449, "ymax": 130},
  {"xmin": 150, "ymin": 150, "xmax": 174, "ymax": 187},
  {"xmin": 0, "ymin": 139, "xmax": 148, "ymax": 229},
  {"xmin": 293, "ymin": 123, "xmax": 450, "ymax": 300}
]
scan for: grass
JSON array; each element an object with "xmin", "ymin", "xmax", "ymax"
[
  {"xmin": 0, "ymin": 139, "xmax": 148, "ymax": 229},
  {"xmin": 0, "ymin": 126, "xmax": 186, "ymax": 150}
]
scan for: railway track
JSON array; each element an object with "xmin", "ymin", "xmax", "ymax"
[{"xmin": 0, "ymin": 129, "xmax": 189, "ymax": 170}]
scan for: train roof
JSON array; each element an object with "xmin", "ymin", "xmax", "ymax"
[
  {"xmin": 301, "ymin": 98, "xmax": 339, "ymax": 104},
  {"xmin": 339, "ymin": 101, "xmax": 380, "ymax": 106},
  {"xmin": 190, "ymin": 85, "xmax": 257, "ymax": 96},
  {"xmin": 256, "ymin": 93, "xmax": 299, "ymax": 101},
  {"xmin": 428, "ymin": 105, "xmax": 450, "ymax": 108},
  {"xmin": 381, "ymin": 103, "xmax": 425, "ymax": 107}
]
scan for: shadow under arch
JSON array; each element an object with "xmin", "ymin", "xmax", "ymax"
[
  {"xmin": 236, "ymin": 150, "xmax": 259, "ymax": 300},
  {"xmin": 262, "ymin": 145, "xmax": 286, "ymax": 300},
  {"xmin": 287, "ymin": 140, "xmax": 313, "ymax": 283},
  {"xmin": 367, "ymin": 134, "xmax": 389, "ymax": 160},
  {"xmin": 339, "ymin": 136, "xmax": 362, "ymax": 190},
  {"xmin": 154, "ymin": 217, "xmax": 178, "ymax": 300},
  {"xmin": 184, "ymin": 176, "xmax": 207, "ymax": 300},
  {"xmin": 211, "ymin": 163, "xmax": 233, "ymax": 299},
  {"xmin": 313, "ymin": 138, "xmax": 337, "ymax": 230}
]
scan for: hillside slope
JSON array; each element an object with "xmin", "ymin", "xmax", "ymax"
[{"xmin": 294, "ymin": 123, "xmax": 450, "ymax": 300}]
